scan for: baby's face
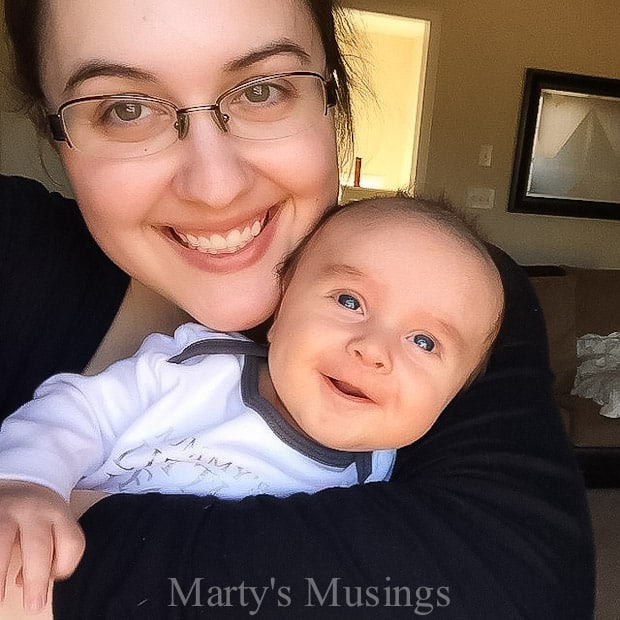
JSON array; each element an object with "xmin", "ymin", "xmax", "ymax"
[{"xmin": 267, "ymin": 210, "xmax": 503, "ymax": 451}]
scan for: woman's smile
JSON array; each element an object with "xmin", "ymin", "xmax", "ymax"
[
  {"xmin": 159, "ymin": 202, "xmax": 282, "ymax": 273},
  {"xmin": 169, "ymin": 206, "xmax": 276, "ymax": 255},
  {"xmin": 173, "ymin": 217, "xmax": 266, "ymax": 254}
]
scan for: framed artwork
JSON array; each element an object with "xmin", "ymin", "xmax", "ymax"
[{"xmin": 508, "ymin": 68, "xmax": 620, "ymax": 220}]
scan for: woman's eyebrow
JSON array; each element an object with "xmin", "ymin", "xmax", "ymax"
[
  {"xmin": 223, "ymin": 40, "xmax": 312, "ymax": 72},
  {"xmin": 63, "ymin": 61, "xmax": 157, "ymax": 94},
  {"xmin": 62, "ymin": 40, "xmax": 311, "ymax": 95}
]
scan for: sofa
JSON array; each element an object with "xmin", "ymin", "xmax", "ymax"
[{"xmin": 526, "ymin": 265, "xmax": 620, "ymax": 487}]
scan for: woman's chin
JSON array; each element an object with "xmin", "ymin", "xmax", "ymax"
[{"xmin": 188, "ymin": 294, "xmax": 276, "ymax": 333}]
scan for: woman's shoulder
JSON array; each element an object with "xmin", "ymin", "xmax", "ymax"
[
  {"xmin": 0, "ymin": 173, "xmax": 77, "ymax": 218},
  {"xmin": 0, "ymin": 173, "xmax": 121, "ymax": 268},
  {"xmin": 0, "ymin": 174, "xmax": 129, "ymax": 420},
  {"xmin": 0, "ymin": 174, "xmax": 91, "ymax": 255}
]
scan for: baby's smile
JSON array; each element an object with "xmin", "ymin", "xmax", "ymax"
[{"xmin": 326, "ymin": 375, "xmax": 371, "ymax": 401}]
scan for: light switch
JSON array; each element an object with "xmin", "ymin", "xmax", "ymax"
[{"xmin": 478, "ymin": 144, "xmax": 493, "ymax": 167}]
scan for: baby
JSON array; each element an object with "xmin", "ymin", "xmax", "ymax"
[{"xmin": 0, "ymin": 195, "xmax": 504, "ymax": 609}]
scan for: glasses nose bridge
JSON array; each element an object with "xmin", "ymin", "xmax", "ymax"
[{"xmin": 175, "ymin": 103, "xmax": 228, "ymax": 139}]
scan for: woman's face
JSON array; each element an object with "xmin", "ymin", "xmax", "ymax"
[{"xmin": 40, "ymin": 0, "xmax": 339, "ymax": 330}]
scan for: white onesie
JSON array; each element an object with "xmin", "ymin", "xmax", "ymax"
[{"xmin": 0, "ymin": 324, "xmax": 395, "ymax": 500}]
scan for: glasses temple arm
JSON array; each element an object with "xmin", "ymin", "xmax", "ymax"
[
  {"xmin": 47, "ymin": 115, "xmax": 68, "ymax": 142},
  {"xmin": 325, "ymin": 79, "xmax": 338, "ymax": 108}
]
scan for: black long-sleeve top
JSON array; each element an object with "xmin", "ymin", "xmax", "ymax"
[{"xmin": 0, "ymin": 175, "xmax": 594, "ymax": 619}]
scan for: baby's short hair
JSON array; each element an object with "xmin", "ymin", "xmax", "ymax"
[{"xmin": 279, "ymin": 192, "xmax": 492, "ymax": 289}]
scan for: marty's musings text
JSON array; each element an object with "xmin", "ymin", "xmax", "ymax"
[{"xmin": 169, "ymin": 577, "xmax": 451, "ymax": 615}]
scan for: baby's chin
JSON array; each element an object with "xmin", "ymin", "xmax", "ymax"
[
  {"xmin": 304, "ymin": 429, "xmax": 376, "ymax": 453},
  {"xmin": 309, "ymin": 429, "xmax": 402, "ymax": 452}
]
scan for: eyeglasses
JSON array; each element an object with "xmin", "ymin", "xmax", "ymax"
[{"xmin": 47, "ymin": 71, "xmax": 337, "ymax": 160}]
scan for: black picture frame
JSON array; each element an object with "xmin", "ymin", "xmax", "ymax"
[{"xmin": 508, "ymin": 68, "xmax": 620, "ymax": 220}]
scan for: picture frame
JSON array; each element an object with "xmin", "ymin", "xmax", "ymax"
[{"xmin": 508, "ymin": 68, "xmax": 620, "ymax": 220}]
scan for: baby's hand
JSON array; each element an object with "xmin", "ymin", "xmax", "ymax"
[{"xmin": 0, "ymin": 480, "xmax": 85, "ymax": 614}]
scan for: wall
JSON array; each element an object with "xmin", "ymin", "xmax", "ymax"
[
  {"xmin": 1, "ymin": 1, "xmax": 619, "ymax": 266},
  {"xmin": 343, "ymin": 0, "xmax": 620, "ymax": 268}
]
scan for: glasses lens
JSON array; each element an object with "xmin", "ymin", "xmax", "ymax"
[
  {"xmin": 219, "ymin": 73, "xmax": 327, "ymax": 140},
  {"xmin": 61, "ymin": 97, "xmax": 178, "ymax": 158}
]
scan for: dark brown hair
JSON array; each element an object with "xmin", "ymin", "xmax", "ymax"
[{"xmin": 3, "ymin": 0, "xmax": 355, "ymax": 152}]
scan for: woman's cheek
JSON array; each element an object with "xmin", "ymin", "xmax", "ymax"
[
  {"xmin": 63, "ymin": 154, "xmax": 163, "ymax": 219},
  {"xmin": 62, "ymin": 152, "xmax": 175, "ymax": 263},
  {"xmin": 298, "ymin": 122, "xmax": 340, "ymax": 195},
  {"xmin": 260, "ymin": 118, "xmax": 339, "ymax": 199}
]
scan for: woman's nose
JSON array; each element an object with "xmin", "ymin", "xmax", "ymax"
[
  {"xmin": 171, "ymin": 114, "xmax": 252, "ymax": 209},
  {"xmin": 346, "ymin": 333, "xmax": 393, "ymax": 373}
]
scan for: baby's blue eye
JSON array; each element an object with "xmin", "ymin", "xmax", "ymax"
[
  {"xmin": 411, "ymin": 334, "xmax": 435, "ymax": 352},
  {"xmin": 337, "ymin": 294, "xmax": 361, "ymax": 311}
]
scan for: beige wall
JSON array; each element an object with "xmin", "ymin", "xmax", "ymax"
[
  {"xmin": 0, "ymin": 15, "xmax": 70, "ymax": 191},
  {"xmin": 1, "ymin": 1, "xmax": 619, "ymax": 267},
  {"xmin": 343, "ymin": 0, "xmax": 620, "ymax": 268}
]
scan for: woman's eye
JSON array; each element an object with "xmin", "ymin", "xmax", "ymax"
[
  {"xmin": 337, "ymin": 294, "xmax": 362, "ymax": 312},
  {"xmin": 243, "ymin": 83, "xmax": 272, "ymax": 104},
  {"xmin": 95, "ymin": 100, "xmax": 156, "ymax": 128},
  {"xmin": 240, "ymin": 80, "xmax": 293, "ymax": 106},
  {"xmin": 410, "ymin": 333, "xmax": 435, "ymax": 352},
  {"xmin": 111, "ymin": 101, "xmax": 144, "ymax": 122},
  {"xmin": 88, "ymin": 99, "xmax": 173, "ymax": 142},
  {"xmin": 230, "ymin": 79, "xmax": 295, "ymax": 113}
]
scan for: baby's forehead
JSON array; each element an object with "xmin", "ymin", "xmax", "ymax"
[
  {"xmin": 314, "ymin": 204, "xmax": 450, "ymax": 248},
  {"xmin": 306, "ymin": 204, "xmax": 502, "ymax": 292},
  {"xmin": 317, "ymin": 204, "xmax": 416, "ymax": 238},
  {"xmin": 320, "ymin": 202, "xmax": 494, "ymax": 268},
  {"xmin": 307, "ymin": 209, "xmax": 460, "ymax": 269}
]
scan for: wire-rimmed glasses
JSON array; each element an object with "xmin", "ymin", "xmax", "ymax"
[{"xmin": 47, "ymin": 71, "xmax": 338, "ymax": 159}]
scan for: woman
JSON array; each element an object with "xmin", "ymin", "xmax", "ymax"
[{"xmin": 1, "ymin": 1, "xmax": 594, "ymax": 618}]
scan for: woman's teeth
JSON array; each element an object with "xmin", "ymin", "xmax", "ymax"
[{"xmin": 176, "ymin": 219, "xmax": 264, "ymax": 254}]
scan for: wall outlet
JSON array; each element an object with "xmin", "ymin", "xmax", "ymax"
[{"xmin": 466, "ymin": 186, "xmax": 495, "ymax": 209}]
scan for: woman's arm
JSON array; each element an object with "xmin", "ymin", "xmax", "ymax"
[
  {"xmin": 52, "ymin": 247, "xmax": 595, "ymax": 619},
  {"xmin": 0, "ymin": 175, "xmax": 129, "ymax": 422}
]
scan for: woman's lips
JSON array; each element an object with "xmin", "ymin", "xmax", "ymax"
[
  {"xmin": 171, "ymin": 209, "xmax": 271, "ymax": 255},
  {"xmin": 173, "ymin": 214, "xmax": 267, "ymax": 254},
  {"xmin": 161, "ymin": 205, "xmax": 280, "ymax": 273}
]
